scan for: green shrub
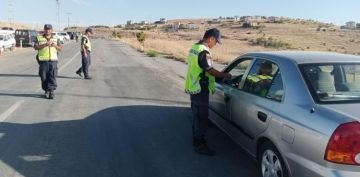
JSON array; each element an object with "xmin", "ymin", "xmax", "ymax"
[
  {"xmin": 146, "ymin": 50, "xmax": 158, "ymax": 57},
  {"xmin": 136, "ymin": 31, "xmax": 146, "ymax": 44},
  {"xmin": 112, "ymin": 31, "xmax": 122, "ymax": 39},
  {"xmin": 254, "ymin": 37, "xmax": 291, "ymax": 49}
]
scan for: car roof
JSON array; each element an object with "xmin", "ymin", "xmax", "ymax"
[
  {"xmin": 15, "ymin": 29, "xmax": 36, "ymax": 31},
  {"xmin": 243, "ymin": 51, "xmax": 360, "ymax": 64}
]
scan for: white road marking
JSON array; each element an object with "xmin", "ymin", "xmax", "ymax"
[
  {"xmin": 0, "ymin": 51, "xmax": 80, "ymax": 122},
  {"xmin": 58, "ymin": 51, "xmax": 80, "ymax": 72},
  {"xmin": 0, "ymin": 100, "xmax": 24, "ymax": 122}
]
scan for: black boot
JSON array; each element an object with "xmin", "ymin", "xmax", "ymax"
[
  {"xmin": 193, "ymin": 138, "xmax": 216, "ymax": 156},
  {"xmin": 76, "ymin": 70, "xmax": 82, "ymax": 77},
  {"xmin": 44, "ymin": 91, "xmax": 49, "ymax": 99},
  {"xmin": 49, "ymin": 91, "xmax": 55, "ymax": 99}
]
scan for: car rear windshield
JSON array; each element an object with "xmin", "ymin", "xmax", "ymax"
[
  {"xmin": 15, "ymin": 31, "xmax": 29, "ymax": 36},
  {"xmin": 301, "ymin": 63, "xmax": 360, "ymax": 103}
]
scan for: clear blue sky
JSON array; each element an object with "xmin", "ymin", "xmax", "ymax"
[{"xmin": 0, "ymin": 0, "xmax": 359, "ymax": 30}]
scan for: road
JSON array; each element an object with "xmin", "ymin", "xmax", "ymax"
[{"xmin": 0, "ymin": 39, "xmax": 260, "ymax": 177}]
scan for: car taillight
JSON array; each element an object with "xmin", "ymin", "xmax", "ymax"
[{"xmin": 325, "ymin": 121, "xmax": 360, "ymax": 165}]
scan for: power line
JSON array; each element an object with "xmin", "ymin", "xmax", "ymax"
[
  {"xmin": 56, "ymin": 0, "xmax": 60, "ymax": 30},
  {"xmin": 66, "ymin": 12, "xmax": 72, "ymax": 28},
  {"xmin": 8, "ymin": 0, "xmax": 15, "ymax": 27}
]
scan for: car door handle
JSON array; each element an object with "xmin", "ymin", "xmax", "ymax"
[{"xmin": 257, "ymin": 111, "xmax": 267, "ymax": 122}]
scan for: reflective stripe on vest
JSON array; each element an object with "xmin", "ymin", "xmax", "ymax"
[
  {"xmin": 184, "ymin": 43, "xmax": 215, "ymax": 94},
  {"xmin": 81, "ymin": 35, "xmax": 91, "ymax": 52},
  {"xmin": 247, "ymin": 74, "xmax": 273, "ymax": 96},
  {"xmin": 37, "ymin": 35, "xmax": 58, "ymax": 61},
  {"xmin": 247, "ymin": 74, "xmax": 273, "ymax": 83}
]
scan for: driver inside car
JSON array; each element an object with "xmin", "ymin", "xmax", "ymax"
[{"xmin": 245, "ymin": 62, "xmax": 273, "ymax": 96}]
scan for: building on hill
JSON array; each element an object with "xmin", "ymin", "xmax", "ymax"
[
  {"xmin": 154, "ymin": 18, "xmax": 167, "ymax": 25},
  {"xmin": 345, "ymin": 21, "xmax": 356, "ymax": 29}
]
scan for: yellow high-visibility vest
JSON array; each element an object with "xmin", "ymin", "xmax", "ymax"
[
  {"xmin": 37, "ymin": 35, "xmax": 58, "ymax": 61},
  {"xmin": 81, "ymin": 35, "xmax": 91, "ymax": 52},
  {"xmin": 185, "ymin": 43, "xmax": 215, "ymax": 94}
]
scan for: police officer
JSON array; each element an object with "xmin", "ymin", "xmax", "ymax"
[
  {"xmin": 185, "ymin": 28, "xmax": 231, "ymax": 156},
  {"xmin": 34, "ymin": 24, "xmax": 62, "ymax": 99},
  {"xmin": 76, "ymin": 28, "xmax": 93, "ymax": 79}
]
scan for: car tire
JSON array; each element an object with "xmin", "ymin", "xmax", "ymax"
[{"xmin": 259, "ymin": 141, "xmax": 289, "ymax": 177}]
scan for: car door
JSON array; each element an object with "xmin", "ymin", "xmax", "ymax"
[
  {"xmin": 209, "ymin": 57, "xmax": 253, "ymax": 120},
  {"xmin": 229, "ymin": 59, "xmax": 285, "ymax": 138}
]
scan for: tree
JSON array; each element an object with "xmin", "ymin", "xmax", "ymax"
[{"xmin": 136, "ymin": 31, "xmax": 146, "ymax": 52}]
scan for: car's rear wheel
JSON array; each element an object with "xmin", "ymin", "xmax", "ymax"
[{"xmin": 259, "ymin": 142, "xmax": 289, "ymax": 177}]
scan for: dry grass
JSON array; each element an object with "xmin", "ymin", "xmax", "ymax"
[
  {"xmin": 0, "ymin": 22, "xmax": 30, "ymax": 30},
  {"xmin": 42, "ymin": 19, "xmax": 360, "ymax": 64},
  {"xmin": 119, "ymin": 21, "xmax": 360, "ymax": 64}
]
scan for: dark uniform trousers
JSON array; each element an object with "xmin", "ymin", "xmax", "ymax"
[
  {"xmin": 39, "ymin": 61, "xmax": 58, "ymax": 91},
  {"xmin": 78, "ymin": 50, "xmax": 91, "ymax": 77},
  {"xmin": 190, "ymin": 81, "xmax": 210, "ymax": 140}
]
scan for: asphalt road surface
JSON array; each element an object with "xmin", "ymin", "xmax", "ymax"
[{"xmin": 0, "ymin": 39, "xmax": 261, "ymax": 177}]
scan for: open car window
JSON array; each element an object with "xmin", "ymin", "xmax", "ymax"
[{"xmin": 220, "ymin": 58, "xmax": 252, "ymax": 88}]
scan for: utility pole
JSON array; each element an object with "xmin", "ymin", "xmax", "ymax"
[
  {"xmin": 56, "ymin": 0, "xmax": 60, "ymax": 30},
  {"xmin": 66, "ymin": 12, "xmax": 72, "ymax": 29},
  {"xmin": 8, "ymin": 0, "xmax": 14, "ymax": 27}
]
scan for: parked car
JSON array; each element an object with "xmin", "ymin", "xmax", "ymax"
[
  {"xmin": 209, "ymin": 51, "xmax": 360, "ymax": 177},
  {"xmin": 67, "ymin": 31, "xmax": 76, "ymax": 40},
  {"xmin": 0, "ymin": 32, "xmax": 16, "ymax": 51},
  {"xmin": 14, "ymin": 29, "xmax": 38, "ymax": 47},
  {"xmin": 51, "ymin": 32, "xmax": 65, "ymax": 44},
  {"xmin": 60, "ymin": 32, "xmax": 70, "ymax": 41},
  {"xmin": 1, "ymin": 27, "xmax": 15, "ymax": 34}
]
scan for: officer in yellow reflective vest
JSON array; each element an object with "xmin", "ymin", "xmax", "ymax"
[
  {"xmin": 76, "ymin": 28, "xmax": 93, "ymax": 79},
  {"xmin": 34, "ymin": 24, "xmax": 62, "ymax": 99},
  {"xmin": 184, "ymin": 28, "xmax": 231, "ymax": 156},
  {"xmin": 246, "ymin": 62, "xmax": 273, "ymax": 96}
]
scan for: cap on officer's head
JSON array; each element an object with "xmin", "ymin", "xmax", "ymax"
[
  {"xmin": 85, "ymin": 28, "xmax": 93, "ymax": 34},
  {"xmin": 44, "ymin": 24, "xmax": 53, "ymax": 30},
  {"xmin": 203, "ymin": 28, "xmax": 221, "ymax": 44}
]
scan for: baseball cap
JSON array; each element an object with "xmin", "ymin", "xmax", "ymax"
[
  {"xmin": 85, "ymin": 28, "xmax": 93, "ymax": 34},
  {"xmin": 203, "ymin": 28, "xmax": 221, "ymax": 44},
  {"xmin": 44, "ymin": 24, "xmax": 53, "ymax": 30}
]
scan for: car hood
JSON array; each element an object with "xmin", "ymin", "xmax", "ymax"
[{"xmin": 322, "ymin": 104, "xmax": 360, "ymax": 122}]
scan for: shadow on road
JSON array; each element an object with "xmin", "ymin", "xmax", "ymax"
[
  {"xmin": 0, "ymin": 105, "xmax": 261, "ymax": 177},
  {"xmin": 0, "ymin": 92, "xmax": 44, "ymax": 98},
  {"xmin": 0, "ymin": 74, "xmax": 38, "ymax": 78},
  {"xmin": 0, "ymin": 74, "xmax": 81, "ymax": 80}
]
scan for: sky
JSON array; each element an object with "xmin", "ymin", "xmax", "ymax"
[{"xmin": 0, "ymin": 0, "xmax": 360, "ymax": 30}]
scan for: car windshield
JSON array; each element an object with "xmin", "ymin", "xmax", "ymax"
[{"xmin": 301, "ymin": 63, "xmax": 360, "ymax": 103}]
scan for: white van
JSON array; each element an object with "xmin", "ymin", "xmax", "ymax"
[{"xmin": 0, "ymin": 32, "xmax": 16, "ymax": 51}]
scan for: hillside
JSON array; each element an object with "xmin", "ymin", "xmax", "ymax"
[
  {"xmin": 3, "ymin": 19, "xmax": 360, "ymax": 64},
  {"xmin": 118, "ymin": 19, "xmax": 360, "ymax": 63}
]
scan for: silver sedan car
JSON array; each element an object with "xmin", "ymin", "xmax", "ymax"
[{"xmin": 209, "ymin": 51, "xmax": 360, "ymax": 177}]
